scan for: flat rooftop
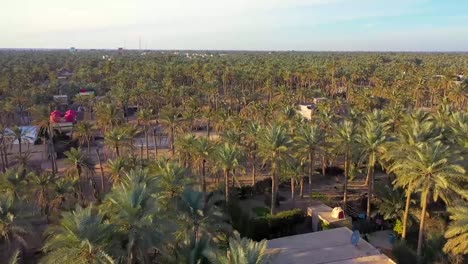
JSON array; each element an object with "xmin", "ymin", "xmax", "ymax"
[{"xmin": 267, "ymin": 227, "xmax": 395, "ymax": 264}]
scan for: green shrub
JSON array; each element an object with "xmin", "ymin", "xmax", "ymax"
[
  {"xmin": 252, "ymin": 206, "xmax": 269, "ymax": 217},
  {"xmin": 392, "ymin": 241, "xmax": 417, "ymax": 264},
  {"xmin": 229, "ymin": 198, "xmax": 305, "ymax": 241},
  {"xmin": 393, "ymin": 219, "xmax": 403, "ymax": 236},
  {"xmin": 237, "ymin": 186, "xmax": 253, "ymax": 200}
]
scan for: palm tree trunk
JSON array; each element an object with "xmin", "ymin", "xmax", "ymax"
[
  {"xmin": 170, "ymin": 125, "xmax": 175, "ymax": 156},
  {"xmin": 145, "ymin": 129, "xmax": 149, "ymax": 159},
  {"xmin": 321, "ymin": 154, "xmax": 326, "ymax": 176},
  {"xmin": 115, "ymin": 145, "xmax": 120, "ymax": 157},
  {"xmin": 251, "ymin": 153, "xmax": 256, "ymax": 186},
  {"xmin": 366, "ymin": 160, "xmax": 374, "ymax": 219},
  {"xmin": 224, "ymin": 169, "xmax": 229, "ymax": 203},
  {"xmin": 417, "ymin": 192, "xmax": 428, "ymax": 257},
  {"xmin": 18, "ymin": 138, "xmax": 22, "ymax": 156},
  {"xmin": 201, "ymin": 159, "xmax": 206, "ymax": 202},
  {"xmin": 96, "ymin": 149, "xmax": 105, "ymax": 192},
  {"xmin": 152, "ymin": 127, "xmax": 157, "ymax": 160},
  {"xmin": 271, "ymin": 170, "xmax": 277, "ymax": 215},
  {"xmin": 291, "ymin": 177, "xmax": 296, "ymax": 208},
  {"xmin": 343, "ymin": 152, "xmax": 349, "ymax": 209},
  {"xmin": 308, "ymin": 151, "xmax": 315, "ymax": 193},
  {"xmin": 402, "ymin": 187, "xmax": 412, "ymax": 240},
  {"xmin": 300, "ymin": 177, "xmax": 304, "ymax": 198}
]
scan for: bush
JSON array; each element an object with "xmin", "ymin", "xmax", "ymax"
[
  {"xmin": 237, "ymin": 186, "xmax": 253, "ymax": 200},
  {"xmin": 228, "ymin": 200, "xmax": 305, "ymax": 241},
  {"xmin": 393, "ymin": 219, "xmax": 403, "ymax": 236},
  {"xmin": 392, "ymin": 241, "xmax": 417, "ymax": 264},
  {"xmin": 252, "ymin": 206, "xmax": 269, "ymax": 217}
]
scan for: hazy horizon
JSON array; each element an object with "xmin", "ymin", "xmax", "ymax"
[{"xmin": 2, "ymin": 0, "xmax": 468, "ymax": 51}]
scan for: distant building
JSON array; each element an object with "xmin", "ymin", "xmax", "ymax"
[
  {"xmin": 297, "ymin": 103, "xmax": 315, "ymax": 120},
  {"xmin": 297, "ymin": 98, "xmax": 328, "ymax": 120},
  {"xmin": 69, "ymin": 47, "xmax": 76, "ymax": 53}
]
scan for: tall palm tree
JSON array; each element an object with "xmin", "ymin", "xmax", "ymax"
[
  {"xmin": 159, "ymin": 106, "xmax": 183, "ymax": 156},
  {"xmin": 29, "ymin": 172, "xmax": 55, "ymax": 217},
  {"xmin": 137, "ymin": 108, "xmax": 154, "ymax": 159},
  {"xmin": 192, "ymin": 137, "xmax": 214, "ymax": 198},
  {"xmin": 41, "ymin": 205, "xmax": 114, "ymax": 264},
  {"xmin": 382, "ymin": 110, "xmax": 438, "ymax": 240},
  {"xmin": 0, "ymin": 195, "xmax": 28, "ymax": 254},
  {"xmin": 175, "ymin": 133, "xmax": 197, "ymax": 169},
  {"xmin": 215, "ymin": 143, "xmax": 243, "ymax": 203},
  {"xmin": 64, "ymin": 147, "xmax": 94, "ymax": 180},
  {"xmin": 280, "ymin": 159, "xmax": 304, "ymax": 208},
  {"xmin": 257, "ymin": 124, "xmax": 292, "ymax": 214},
  {"xmin": 294, "ymin": 124, "xmax": 325, "ymax": 198},
  {"xmin": 443, "ymin": 205, "xmax": 468, "ymax": 255},
  {"xmin": 96, "ymin": 103, "xmax": 123, "ymax": 133},
  {"xmin": 104, "ymin": 126, "xmax": 132, "ymax": 158},
  {"xmin": 358, "ymin": 110, "xmax": 388, "ymax": 219},
  {"xmin": 73, "ymin": 122, "xmax": 95, "ymax": 153},
  {"xmin": 331, "ymin": 119, "xmax": 358, "ymax": 208},
  {"xmin": 177, "ymin": 189, "xmax": 227, "ymax": 242},
  {"xmin": 7, "ymin": 126, "xmax": 34, "ymax": 156},
  {"xmin": 395, "ymin": 141, "xmax": 466, "ymax": 257},
  {"xmin": 244, "ymin": 122, "xmax": 261, "ymax": 186}
]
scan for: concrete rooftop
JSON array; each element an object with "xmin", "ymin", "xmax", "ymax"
[{"xmin": 267, "ymin": 227, "xmax": 395, "ymax": 264}]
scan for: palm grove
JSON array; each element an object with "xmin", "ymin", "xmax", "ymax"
[{"xmin": 0, "ymin": 50, "xmax": 467, "ymax": 263}]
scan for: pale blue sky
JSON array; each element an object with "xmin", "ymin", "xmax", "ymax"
[{"xmin": 1, "ymin": 0, "xmax": 467, "ymax": 51}]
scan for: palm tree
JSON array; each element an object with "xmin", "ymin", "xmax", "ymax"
[
  {"xmin": 137, "ymin": 108, "xmax": 154, "ymax": 159},
  {"xmin": 177, "ymin": 189, "xmax": 227, "ymax": 242},
  {"xmin": 107, "ymin": 157, "xmax": 132, "ymax": 184},
  {"xmin": 64, "ymin": 147, "xmax": 94, "ymax": 180},
  {"xmin": 280, "ymin": 159, "xmax": 304, "ymax": 208},
  {"xmin": 375, "ymin": 185, "xmax": 412, "ymax": 225},
  {"xmin": 215, "ymin": 143, "xmax": 243, "ymax": 203},
  {"xmin": 41, "ymin": 205, "xmax": 114, "ymax": 264},
  {"xmin": 382, "ymin": 110, "xmax": 438, "ymax": 240},
  {"xmin": 358, "ymin": 110, "xmax": 388, "ymax": 219},
  {"xmin": 159, "ymin": 106, "xmax": 183, "ymax": 156},
  {"xmin": 49, "ymin": 177, "xmax": 77, "ymax": 213},
  {"xmin": 104, "ymin": 126, "xmax": 132, "ymax": 158},
  {"xmin": 257, "ymin": 124, "xmax": 292, "ymax": 214},
  {"xmin": 294, "ymin": 124, "xmax": 325, "ymax": 198},
  {"xmin": 29, "ymin": 172, "xmax": 55, "ymax": 217},
  {"xmin": 396, "ymin": 141, "xmax": 466, "ymax": 257},
  {"xmin": 73, "ymin": 122, "xmax": 95, "ymax": 153},
  {"xmin": 244, "ymin": 122, "xmax": 261, "ymax": 186},
  {"xmin": 7, "ymin": 126, "xmax": 33, "ymax": 156},
  {"xmin": 0, "ymin": 195, "xmax": 28, "ymax": 254},
  {"xmin": 105, "ymin": 170, "xmax": 162, "ymax": 264},
  {"xmin": 443, "ymin": 206, "xmax": 468, "ymax": 255},
  {"xmin": 175, "ymin": 133, "xmax": 197, "ymax": 169},
  {"xmin": 96, "ymin": 103, "xmax": 123, "ymax": 133},
  {"xmin": 207, "ymin": 231, "xmax": 271, "ymax": 264},
  {"xmin": 331, "ymin": 120, "xmax": 358, "ymax": 208},
  {"xmin": 192, "ymin": 137, "xmax": 214, "ymax": 198},
  {"xmin": 152, "ymin": 159, "xmax": 190, "ymax": 205},
  {"xmin": 0, "ymin": 166, "xmax": 29, "ymax": 200}
]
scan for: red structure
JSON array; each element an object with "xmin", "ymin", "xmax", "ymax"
[
  {"xmin": 64, "ymin": 110, "xmax": 77, "ymax": 122},
  {"xmin": 49, "ymin": 110, "xmax": 62, "ymax": 123}
]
